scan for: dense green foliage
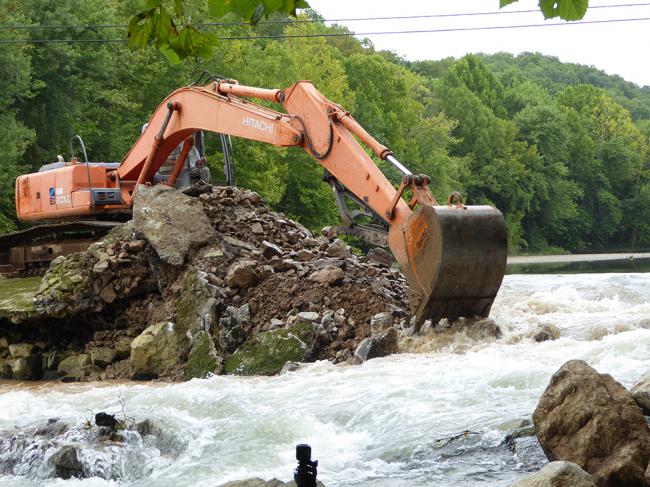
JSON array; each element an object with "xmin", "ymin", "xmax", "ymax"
[{"xmin": 1, "ymin": 0, "xmax": 648, "ymax": 254}]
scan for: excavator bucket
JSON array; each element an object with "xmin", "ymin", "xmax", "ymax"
[{"xmin": 388, "ymin": 204, "xmax": 507, "ymax": 327}]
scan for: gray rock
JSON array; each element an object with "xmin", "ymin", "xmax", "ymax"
[
  {"xmin": 50, "ymin": 445, "xmax": 84, "ymax": 479},
  {"xmin": 251, "ymin": 222, "xmax": 264, "ymax": 235},
  {"xmin": 354, "ymin": 328, "xmax": 398, "ymax": 362},
  {"xmin": 534, "ymin": 360, "xmax": 650, "ymax": 487},
  {"xmin": 370, "ymin": 312, "xmax": 393, "ymax": 333},
  {"xmin": 509, "ymin": 461, "xmax": 596, "ymax": 487},
  {"xmin": 533, "ymin": 324, "xmax": 560, "ymax": 342},
  {"xmin": 225, "ymin": 260, "xmax": 260, "ymax": 289},
  {"xmin": 261, "ymin": 241, "xmax": 282, "ymax": 259},
  {"xmin": 57, "ymin": 354, "xmax": 92, "ymax": 382},
  {"xmin": 91, "ymin": 347, "xmax": 118, "ymax": 368},
  {"xmin": 8, "ymin": 343, "xmax": 33, "ymax": 359},
  {"xmin": 308, "ymin": 267, "xmax": 344, "ymax": 285},
  {"xmin": 325, "ymin": 239, "xmax": 350, "ymax": 259},
  {"xmin": 132, "ymin": 185, "xmax": 215, "ymax": 266},
  {"xmin": 630, "ymin": 370, "xmax": 650, "ymax": 413},
  {"xmin": 366, "ymin": 247, "xmax": 392, "ymax": 267},
  {"xmin": 296, "ymin": 311, "xmax": 320, "ymax": 324},
  {"xmin": 130, "ymin": 322, "xmax": 179, "ymax": 380}
]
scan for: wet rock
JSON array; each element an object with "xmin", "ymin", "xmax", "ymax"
[
  {"xmin": 225, "ymin": 260, "xmax": 260, "ymax": 289},
  {"xmin": 533, "ymin": 324, "xmax": 560, "ymax": 342},
  {"xmin": 366, "ymin": 247, "xmax": 392, "ymax": 267},
  {"xmin": 308, "ymin": 267, "xmax": 344, "ymax": 285},
  {"xmin": 50, "ymin": 445, "xmax": 83, "ymax": 479},
  {"xmin": 130, "ymin": 322, "xmax": 179, "ymax": 380},
  {"xmin": 466, "ymin": 318, "xmax": 502, "ymax": 339},
  {"xmin": 631, "ymin": 370, "xmax": 650, "ymax": 414},
  {"xmin": 57, "ymin": 354, "xmax": 92, "ymax": 382},
  {"xmin": 175, "ymin": 267, "xmax": 218, "ymax": 352},
  {"xmin": 91, "ymin": 347, "xmax": 118, "ymax": 368},
  {"xmin": 132, "ymin": 185, "xmax": 215, "ymax": 266},
  {"xmin": 11, "ymin": 355, "xmax": 42, "ymax": 380},
  {"xmin": 325, "ymin": 239, "xmax": 350, "ymax": 259},
  {"xmin": 510, "ymin": 461, "xmax": 596, "ymax": 487},
  {"xmin": 95, "ymin": 412, "xmax": 118, "ymax": 429},
  {"xmin": 370, "ymin": 312, "xmax": 393, "ymax": 333},
  {"xmin": 185, "ymin": 331, "xmax": 223, "ymax": 379},
  {"xmin": 224, "ymin": 322, "xmax": 316, "ymax": 376},
  {"xmin": 533, "ymin": 360, "xmax": 650, "ymax": 487},
  {"xmin": 8, "ymin": 343, "xmax": 33, "ymax": 359},
  {"xmin": 354, "ymin": 327, "xmax": 398, "ymax": 362}
]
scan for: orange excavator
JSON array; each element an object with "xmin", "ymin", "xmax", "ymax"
[{"xmin": 3, "ymin": 75, "xmax": 507, "ymax": 325}]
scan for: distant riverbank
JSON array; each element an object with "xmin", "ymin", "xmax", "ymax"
[{"xmin": 507, "ymin": 252, "xmax": 650, "ymax": 274}]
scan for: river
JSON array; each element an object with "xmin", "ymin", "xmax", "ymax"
[{"xmin": 1, "ymin": 269, "xmax": 649, "ymax": 486}]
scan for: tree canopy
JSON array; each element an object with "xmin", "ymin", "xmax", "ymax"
[{"xmin": 2, "ymin": 0, "xmax": 648, "ymax": 255}]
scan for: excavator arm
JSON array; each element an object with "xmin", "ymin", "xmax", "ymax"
[{"xmin": 15, "ymin": 79, "xmax": 508, "ymax": 326}]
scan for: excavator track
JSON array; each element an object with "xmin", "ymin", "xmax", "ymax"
[{"xmin": 0, "ymin": 221, "xmax": 122, "ymax": 277}]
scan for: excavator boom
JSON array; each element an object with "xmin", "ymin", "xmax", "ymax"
[{"xmin": 13, "ymin": 78, "xmax": 507, "ymax": 325}]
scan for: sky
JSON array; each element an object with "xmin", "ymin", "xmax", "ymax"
[{"xmin": 306, "ymin": 0, "xmax": 650, "ymax": 87}]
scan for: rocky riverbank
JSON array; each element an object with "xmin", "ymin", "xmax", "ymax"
[{"xmin": 0, "ymin": 184, "xmax": 421, "ymax": 382}]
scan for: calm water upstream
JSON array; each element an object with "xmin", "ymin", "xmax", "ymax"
[{"xmin": 1, "ymin": 268, "xmax": 649, "ymax": 486}]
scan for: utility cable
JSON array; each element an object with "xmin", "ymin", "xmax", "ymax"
[
  {"xmin": 0, "ymin": 2, "xmax": 649, "ymax": 30},
  {"xmin": 0, "ymin": 16, "xmax": 649, "ymax": 44}
]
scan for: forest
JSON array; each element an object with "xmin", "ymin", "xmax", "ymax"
[{"xmin": 1, "ymin": 0, "xmax": 649, "ymax": 254}]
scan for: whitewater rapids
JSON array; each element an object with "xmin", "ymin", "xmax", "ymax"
[{"xmin": 1, "ymin": 272, "xmax": 649, "ymax": 486}]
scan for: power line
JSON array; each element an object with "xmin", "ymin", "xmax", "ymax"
[
  {"xmin": 0, "ymin": 2, "xmax": 649, "ymax": 30},
  {"xmin": 0, "ymin": 16, "xmax": 648, "ymax": 44}
]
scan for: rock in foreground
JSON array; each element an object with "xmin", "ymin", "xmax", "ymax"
[
  {"xmin": 510, "ymin": 461, "xmax": 596, "ymax": 487},
  {"xmin": 533, "ymin": 360, "xmax": 650, "ymax": 487}
]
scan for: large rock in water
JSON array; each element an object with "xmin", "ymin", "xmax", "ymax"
[
  {"xmin": 630, "ymin": 370, "xmax": 650, "ymax": 414},
  {"xmin": 224, "ymin": 322, "xmax": 316, "ymax": 376},
  {"xmin": 510, "ymin": 461, "xmax": 596, "ymax": 487},
  {"xmin": 130, "ymin": 322, "xmax": 179, "ymax": 380},
  {"xmin": 132, "ymin": 185, "xmax": 215, "ymax": 266},
  {"xmin": 218, "ymin": 480, "xmax": 325, "ymax": 487},
  {"xmin": 184, "ymin": 331, "xmax": 222, "ymax": 379},
  {"xmin": 533, "ymin": 360, "xmax": 650, "ymax": 486}
]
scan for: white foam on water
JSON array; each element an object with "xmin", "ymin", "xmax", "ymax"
[{"xmin": 1, "ymin": 272, "xmax": 649, "ymax": 486}]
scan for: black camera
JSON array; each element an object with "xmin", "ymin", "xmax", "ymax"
[{"xmin": 294, "ymin": 444, "xmax": 318, "ymax": 487}]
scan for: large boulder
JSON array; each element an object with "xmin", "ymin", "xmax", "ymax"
[
  {"xmin": 175, "ymin": 267, "xmax": 218, "ymax": 353},
  {"xmin": 130, "ymin": 322, "xmax": 179, "ymax": 380},
  {"xmin": 533, "ymin": 360, "xmax": 650, "ymax": 486},
  {"xmin": 224, "ymin": 322, "xmax": 316, "ymax": 376},
  {"xmin": 11, "ymin": 355, "xmax": 42, "ymax": 380},
  {"xmin": 132, "ymin": 185, "xmax": 215, "ymax": 266},
  {"xmin": 57, "ymin": 354, "xmax": 92, "ymax": 382},
  {"xmin": 510, "ymin": 461, "xmax": 596, "ymax": 487},
  {"xmin": 184, "ymin": 331, "xmax": 222, "ymax": 380}
]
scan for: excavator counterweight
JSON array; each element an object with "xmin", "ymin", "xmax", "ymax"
[{"xmin": 8, "ymin": 76, "xmax": 508, "ymax": 325}]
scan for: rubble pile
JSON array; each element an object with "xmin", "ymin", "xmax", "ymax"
[{"xmin": 0, "ymin": 184, "xmax": 413, "ymax": 381}]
